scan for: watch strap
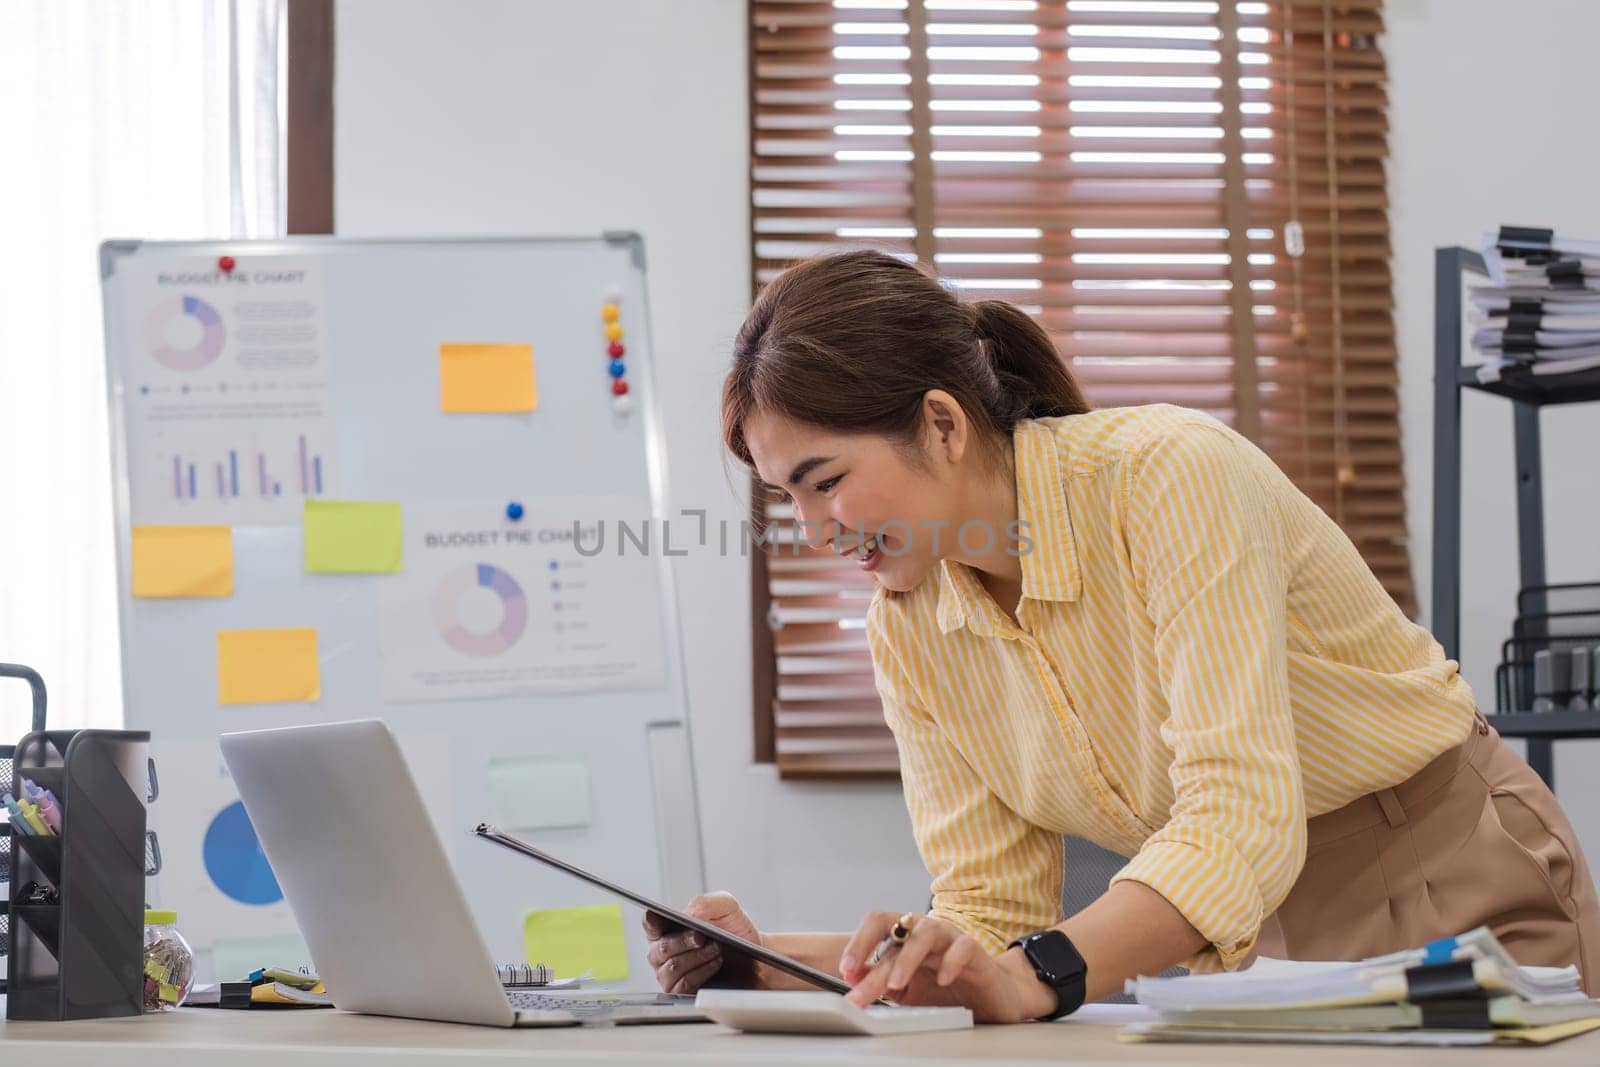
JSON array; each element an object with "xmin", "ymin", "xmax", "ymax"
[{"xmin": 1009, "ymin": 930, "xmax": 1088, "ymax": 1021}]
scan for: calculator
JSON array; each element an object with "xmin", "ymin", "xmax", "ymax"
[{"xmin": 694, "ymin": 990, "xmax": 973, "ymax": 1036}]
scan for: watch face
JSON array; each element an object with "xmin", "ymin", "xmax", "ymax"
[{"xmin": 1027, "ymin": 931, "xmax": 1087, "ymax": 983}]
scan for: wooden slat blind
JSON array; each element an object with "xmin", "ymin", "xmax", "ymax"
[{"xmin": 748, "ymin": 0, "xmax": 1407, "ymax": 778}]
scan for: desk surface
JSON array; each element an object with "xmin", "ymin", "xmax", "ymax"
[{"xmin": 2, "ymin": 1003, "xmax": 1599, "ymax": 1067}]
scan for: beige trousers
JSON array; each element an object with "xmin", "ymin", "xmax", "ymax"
[{"xmin": 1259, "ymin": 715, "xmax": 1600, "ymax": 994}]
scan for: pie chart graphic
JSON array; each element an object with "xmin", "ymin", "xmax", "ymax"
[
  {"xmin": 433, "ymin": 563, "xmax": 529, "ymax": 656},
  {"xmin": 202, "ymin": 800, "xmax": 283, "ymax": 906},
  {"xmin": 145, "ymin": 294, "xmax": 226, "ymax": 371}
]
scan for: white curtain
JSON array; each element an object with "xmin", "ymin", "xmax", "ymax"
[{"xmin": 0, "ymin": 0, "xmax": 285, "ymax": 741}]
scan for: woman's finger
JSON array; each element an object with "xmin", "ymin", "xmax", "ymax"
[
  {"xmin": 839, "ymin": 911, "xmax": 899, "ymax": 980},
  {"xmin": 846, "ymin": 952, "xmax": 895, "ymax": 1007},
  {"xmin": 886, "ymin": 920, "xmax": 948, "ymax": 993},
  {"xmin": 660, "ymin": 943, "xmax": 720, "ymax": 977},
  {"xmin": 669, "ymin": 954, "xmax": 725, "ymax": 996},
  {"xmin": 645, "ymin": 933, "xmax": 700, "ymax": 968},
  {"xmin": 935, "ymin": 935, "xmax": 979, "ymax": 987},
  {"xmin": 681, "ymin": 892, "xmax": 742, "ymax": 924},
  {"xmin": 656, "ymin": 944, "xmax": 721, "ymax": 989},
  {"xmin": 646, "ymin": 937, "xmax": 678, "ymax": 968}
]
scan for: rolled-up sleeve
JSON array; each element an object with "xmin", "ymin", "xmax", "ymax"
[
  {"xmin": 867, "ymin": 602, "xmax": 1065, "ymax": 954},
  {"xmin": 1108, "ymin": 421, "xmax": 1307, "ymax": 972}
]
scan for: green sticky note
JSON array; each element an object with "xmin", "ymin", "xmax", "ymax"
[
  {"xmin": 303, "ymin": 501, "xmax": 403, "ymax": 573},
  {"xmin": 488, "ymin": 755, "xmax": 591, "ymax": 831},
  {"xmin": 523, "ymin": 904, "xmax": 628, "ymax": 982}
]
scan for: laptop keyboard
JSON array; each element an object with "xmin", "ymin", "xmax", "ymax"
[
  {"xmin": 506, "ymin": 991, "xmax": 694, "ymax": 1018},
  {"xmin": 507, "ymin": 992, "xmax": 618, "ymax": 1017}
]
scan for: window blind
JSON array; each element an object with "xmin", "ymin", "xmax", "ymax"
[{"xmin": 749, "ymin": 0, "xmax": 1404, "ymax": 778}]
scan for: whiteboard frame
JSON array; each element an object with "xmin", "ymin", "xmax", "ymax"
[{"xmin": 98, "ymin": 233, "xmax": 708, "ymax": 905}]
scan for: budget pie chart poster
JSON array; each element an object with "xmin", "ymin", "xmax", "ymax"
[
  {"xmin": 118, "ymin": 253, "xmax": 339, "ymax": 527},
  {"xmin": 379, "ymin": 499, "xmax": 667, "ymax": 702}
]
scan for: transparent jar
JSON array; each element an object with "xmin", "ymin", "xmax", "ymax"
[{"xmin": 142, "ymin": 909, "xmax": 195, "ymax": 1011}]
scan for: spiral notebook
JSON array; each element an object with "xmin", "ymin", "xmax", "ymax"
[{"xmin": 497, "ymin": 962, "xmax": 587, "ymax": 990}]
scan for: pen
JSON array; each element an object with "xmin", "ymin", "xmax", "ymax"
[{"xmin": 865, "ymin": 913, "xmax": 917, "ymax": 968}]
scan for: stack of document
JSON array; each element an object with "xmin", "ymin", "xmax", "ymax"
[
  {"xmin": 1472, "ymin": 226, "xmax": 1600, "ymax": 383},
  {"xmin": 1122, "ymin": 927, "xmax": 1600, "ymax": 1047}
]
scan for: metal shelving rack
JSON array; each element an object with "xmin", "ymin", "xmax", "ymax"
[{"xmin": 1432, "ymin": 246, "xmax": 1600, "ymax": 790}]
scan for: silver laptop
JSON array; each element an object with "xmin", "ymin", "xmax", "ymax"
[{"xmin": 219, "ymin": 719, "xmax": 704, "ymax": 1027}]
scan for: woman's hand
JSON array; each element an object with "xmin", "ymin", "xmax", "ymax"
[
  {"xmin": 643, "ymin": 892, "xmax": 764, "ymax": 995},
  {"xmin": 839, "ymin": 912, "xmax": 1056, "ymax": 1024}
]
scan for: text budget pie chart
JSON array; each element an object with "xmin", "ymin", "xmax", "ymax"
[{"xmin": 202, "ymin": 800, "xmax": 283, "ymax": 906}]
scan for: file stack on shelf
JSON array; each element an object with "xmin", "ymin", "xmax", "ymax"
[
  {"xmin": 1122, "ymin": 926, "xmax": 1600, "ymax": 1048},
  {"xmin": 1472, "ymin": 226, "xmax": 1600, "ymax": 383}
]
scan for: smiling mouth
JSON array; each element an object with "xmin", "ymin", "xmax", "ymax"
[{"xmin": 836, "ymin": 532, "xmax": 884, "ymax": 572}]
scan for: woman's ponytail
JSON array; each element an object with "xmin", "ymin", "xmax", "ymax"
[{"xmin": 972, "ymin": 300, "xmax": 1089, "ymax": 422}]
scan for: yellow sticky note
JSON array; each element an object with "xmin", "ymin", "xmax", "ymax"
[
  {"xmin": 439, "ymin": 343, "xmax": 537, "ymax": 413},
  {"xmin": 132, "ymin": 525, "xmax": 233, "ymax": 597},
  {"xmin": 304, "ymin": 501, "xmax": 403, "ymax": 573},
  {"xmin": 217, "ymin": 628, "xmax": 320, "ymax": 705},
  {"xmin": 523, "ymin": 904, "xmax": 628, "ymax": 982}
]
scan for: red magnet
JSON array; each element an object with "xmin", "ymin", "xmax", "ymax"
[
  {"xmin": 218, "ymin": 255, "xmax": 236, "ymax": 274},
  {"xmin": 608, "ymin": 341, "xmax": 625, "ymax": 359},
  {"xmin": 611, "ymin": 379, "xmax": 630, "ymax": 397}
]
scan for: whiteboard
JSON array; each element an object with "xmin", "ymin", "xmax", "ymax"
[{"xmin": 99, "ymin": 236, "xmax": 705, "ymax": 987}]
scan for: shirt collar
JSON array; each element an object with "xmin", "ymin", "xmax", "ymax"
[{"xmin": 936, "ymin": 418, "xmax": 1082, "ymax": 636}]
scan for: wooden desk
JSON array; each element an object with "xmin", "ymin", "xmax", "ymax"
[{"xmin": 2, "ymin": 1003, "xmax": 1598, "ymax": 1066}]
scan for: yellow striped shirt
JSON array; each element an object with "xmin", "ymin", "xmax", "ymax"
[{"xmin": 865, "ymin": 404, "xmax": 1476, "ymax": 971}]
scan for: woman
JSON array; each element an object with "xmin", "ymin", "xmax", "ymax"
[{"xmin": 645, "ymin": 250, "xmax": 1600, "ymax": 1022}]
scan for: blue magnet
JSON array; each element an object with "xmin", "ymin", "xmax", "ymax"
[
  {"xmin": 608, "ymin": 359, "xmax": 626, "ymax": 379},
  {"xmin": 506, "ymin": 501, "xmax": 525, "ymax": 521}
]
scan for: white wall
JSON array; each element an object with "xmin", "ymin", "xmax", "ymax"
[
  {"xmin": 334, "ymin": 0, "xmax": 931, "ymax": 936},
  {"xmin": 1388, "ymin": 0, "xmax": 1600, "ymax": 846}
]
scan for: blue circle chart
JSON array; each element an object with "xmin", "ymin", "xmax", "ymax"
[
  {"xmin": 203, "ymin": 800, "xmax": 284, "ymax": 906},
  {"xmin": 432, "ymin": 563, "xmax": 529, "ymax": 657},
  {"xmin": 145, "ymin": 294, "xmax": 226, "ymax": 371}
]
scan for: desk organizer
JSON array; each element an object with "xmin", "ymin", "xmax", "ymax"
[
  {"xmin": 0, "ymin": 662, "xmax": 49, "ymax": 998},
  {"xmin": 5, "ymin": 728, "xmax": 150, "ymax": 1020}
]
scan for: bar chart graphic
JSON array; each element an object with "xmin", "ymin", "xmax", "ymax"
[{"xmin": 169, "ymin": 434, "xmax": 327, "ymax": 501}]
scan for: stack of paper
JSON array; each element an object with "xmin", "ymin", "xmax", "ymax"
[
  {"xmin": 1472, "ymin": 226, "xmax": 1600, "ymax": 383},
  {"xmin": 1122, "ymin": 927, "xmax": 1600, "ymax": 1048}
]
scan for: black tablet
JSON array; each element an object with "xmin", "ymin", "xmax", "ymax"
[{"xmin": 474, "ymin": 823, "xmax": 851, "ymax": 995}]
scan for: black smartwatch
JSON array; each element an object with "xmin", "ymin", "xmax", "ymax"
[{"xmin": 1009, "ymin": 930, "xmax": 1088, "ymax": 1020}]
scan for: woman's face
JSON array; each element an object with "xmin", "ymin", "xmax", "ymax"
[{"xmin": 743, "ymin": 407, "xmax": 962, "ymax": 592}]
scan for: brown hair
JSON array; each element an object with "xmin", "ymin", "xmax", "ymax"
[{"xmin": 722, "ymin": 250, "xmax": 1088, "ymax": 466}]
